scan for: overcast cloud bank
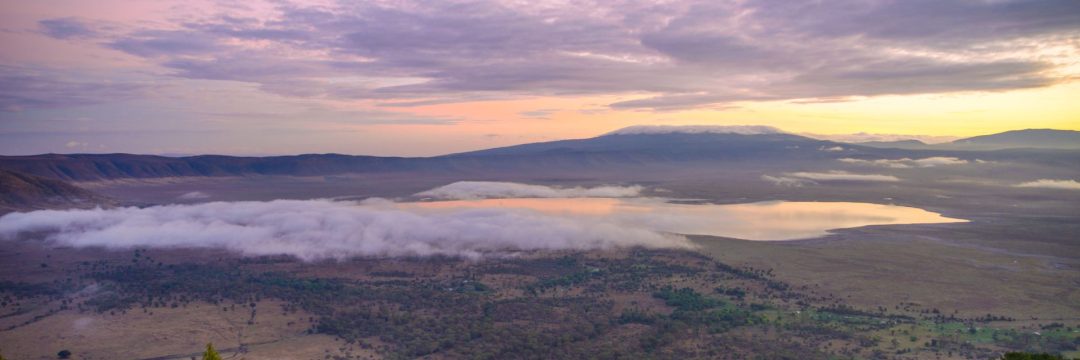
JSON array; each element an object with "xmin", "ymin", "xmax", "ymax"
[
  {"xmin": 1014, "ymin": 179, "xmax": 1080, "ymax": 190},
  {"xmin": 416, "ymin": 181, "xmax": 643, "ymax": 200},
  {"xmin": 16, "ymin": 0, "xmax": 1074, "ymax": 112},
  {"xmin": 0, "ymin": 199, "xmax": 691, "ymax": 261}
]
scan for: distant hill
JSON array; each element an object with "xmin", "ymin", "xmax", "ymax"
[
  {"xmin": 948, "ymin": 129, "xmax": 1080, "ymax": 150},
  {"xmin": 453, "ymin": 131, "xmax": 829, "ymax": 158},
  {"xmin": 1, "ymin": 126, "xmax": 1077, "ymax": 182},
  {"xmin": 0, "ymin": 169, "xmax": 111, "ymax": 213},
  {"xmin": 849, "ymin": 129, "xmax": 1079, "ymax": 150},
  {"xmin": 0, "ymin": 153, "xmax": 419, "ymax": 181},
  {"xmin": 855, "ymin": 139, "xmax": 929, "ymax": 149},
  {"xmin": 0, "ymin": 130, "xmax": 847, "ymax": 181},
  {"xmin": 603, "ymin": 125, "xmax": 784, "ymax": 136}
]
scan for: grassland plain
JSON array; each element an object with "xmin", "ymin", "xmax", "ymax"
[{"xmin": 0, "ymin": 237, "xmax": 1077, "ymax": 359}]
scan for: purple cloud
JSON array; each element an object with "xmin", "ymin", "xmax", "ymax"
[
  {"xmin": 38, "ymin": 18, "xmax": 96, "ymax": 39},
  {"xmin": 16, "ymin": 0, "xmax": 1080, "ymax": 111},
  {"xmin": 0, "ymin": 66, "xmax": 153, "ymax": 111}
]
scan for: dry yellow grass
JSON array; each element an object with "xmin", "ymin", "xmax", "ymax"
[
  {"xmin": 693, "ymin": 233, "xmax": 1080, "ymax": 319},
  {"xmin": 0, "ymin": 300, "xmax": 375, "ymax": 360}
]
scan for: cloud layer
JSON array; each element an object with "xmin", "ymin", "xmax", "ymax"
[
  {"xmin": 1014, "ymin": 179, "xmax": 1080, "ymax": 190},
  {"xmin": 415, "ymin": 181, "xmax": 643, "ymax": 200},
  {"xmin": 804, "ymin": 132, "xmax": 959, "ymax": 144},
  {"xmin": 0, "ymin": 199, "xmax": 690, "ymax": 261},
  {"xmin": 761, "ymin": 175, "xmax": 813, "ymax": 188},
  {"xmin": 176, "ymin": 191, "xmax": 211, "ymax": 200},
  {"xmin": 0, "ymin": 192, "xmax": 967, "ymax": 260},
  {"xmin": 785, "ymin": 171, "xmax": 900, "ymax": 182},
  {"xmin": 839, "ymin": 157, "xmax": 969, "ymax": 168},
  {"xmin": 7, "ymin": 0, "xmax": 1075, "ymax": 111}
]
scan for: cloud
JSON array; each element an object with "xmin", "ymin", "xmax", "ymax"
[
  {"xmin": 802, "ymin": 132, "xmax": 958, "ymax": 144},
  {"xmin": 39, "ymin": 18, "xmax": 97, "ymax": 39},
  {"xmin": 108, "ymin": 30, "xmax": 223, "ymax": 58},
  {"xmin": 23, "ymin": 0, "xmax": 1071, "ymax": 111},
  {"xmin": 761, "ymin": 175, "xmax": 813, "ymax": 187},
  {"xmin": 605, "ymin": 125, "xmax": 784, "ymax": 136},
  {"xmin": 0, "ymin": 199, "xmax": 691, "ymax": 261},
  {"xmin": 819, "ymin": 146, "xmax": 845, "ymax": 152},
  {"xmin": 200, "ymin": 107, "xmax": 459, "ymax": 126},
  {"xmin": 416, "ymin": 181, "xmax": 643, "ymax": 200},
  {"xmin": 1014, "ymin": 179, "xmax": 1080, "ymax": 190},
  {"xmin": 788, "ymin": 60, "xmax": 1055, "ymax": 98},
  {"xmin": 773, "ymin": 0, "xmax": 1080, "ymax": 46},
  {"xmin": 608, "ymin": 93, "xmax": 761, "ymax": 111},
  {"xmin": 839, "ymin": 157, "xmax": 969, "ymax": 168},
  {"xmin": 786, "ymin": 171, "xmax": 900, "ymax": 182},
  {"xmin": 518, "ymin": 108, "xmax": 559, "ymax": 119},
  {"xmin": 176, "ymin": 191, "xmax": 211, "ymax": 200},
  {"xmin": 0, "ymin": 66, "xmax": 153, "ymax": 111}
]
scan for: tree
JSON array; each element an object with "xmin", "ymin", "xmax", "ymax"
[
  {"xmin": 202, "ymin": 343, "xmax": 222, "ymax": 360},
  {"xmin": 57, "ymin": 350, "xmax": 72, "ymax": 359},
  {"xmin": 1001, "ymin": 352, "xmax": 1073, "ymax": 360}
]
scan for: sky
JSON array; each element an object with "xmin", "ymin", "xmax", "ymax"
[{"xmin": 1, "ymin": 0, "xmax": 1078, "ymax": 156}]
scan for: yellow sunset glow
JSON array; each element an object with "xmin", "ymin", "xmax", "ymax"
[{"xmin": 403, "ymin": 82, "xmax": 1080, "ymax": 143}]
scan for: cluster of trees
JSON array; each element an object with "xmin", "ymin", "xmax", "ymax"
[
  {"xmin": 653, "ymin": 286, "xmax": 723, "ymax": 311},
  {"xmin": 714, "ymin": 286, "xmax": 746, "ymax": 300},
  {"xmin": 1001, "ymin": 352, "xmax": 1079, "ymax": 360},
  {"xmin": 68, "ymin": 250, "xmax": 788, "ymax": 357}
]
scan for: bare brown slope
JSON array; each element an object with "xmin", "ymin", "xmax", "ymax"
[{"xmin": 0, "ymin": 169, "xmax": 112, "ymax": 213}]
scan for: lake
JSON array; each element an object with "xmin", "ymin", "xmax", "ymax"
[{"xmin": 400, "ymin": 198, "xmax": 966, "ymax": 241}]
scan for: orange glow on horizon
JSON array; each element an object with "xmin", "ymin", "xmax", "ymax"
[{"xmin": 398, "ymin": 82, "xmax": 1080, "ymax": 145}]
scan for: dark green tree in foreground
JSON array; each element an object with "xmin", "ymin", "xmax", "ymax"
[
  {"xmin": 57, "ymin": 349, "xmax": 72, "ymax": 359},
  {"xmin": 1001, "ymin": 352, "xmax": 1077, "ymax": 360},
  {"xmin": 202, "ymin": 343, "xmax": 222, "ymax": 360}
]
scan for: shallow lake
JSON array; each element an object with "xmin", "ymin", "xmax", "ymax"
[{"xmin": 400, "ymin": 198, "xmax": 966, "ymax": 241}]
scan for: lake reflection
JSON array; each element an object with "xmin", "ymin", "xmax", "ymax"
[{"xmin": 400, "ymin": 198, "xmax": 966, "ymax": 241}]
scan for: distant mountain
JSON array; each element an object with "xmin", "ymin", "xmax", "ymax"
[
  {"xmin": 0, "ymin": 169, "xmax": 111, "ymax": 213},
  {"xmin": 453, "ymin": 131, "xmax": 828, "ymax": 157},
  {"xmin": 2, "ymin": 126, "xmax": 1077, "ymax": 182},
  {"xmin": 604, "ymin": 125, "xmax": 785, "ymax": 136},
  {"xmin": 948, "ymin": 129, "xmax": 1080, "ymax": 150},
  {"xmin": 855, "ymin": 139, "xmax": 929, "ymax": 149},
  {"xmin": 847, "ymin": 129, "xmax": 1079, "ymax": 150},
  {"xmin": 0, "ymin": 130, "xmax": 845, "ymax": 181}
]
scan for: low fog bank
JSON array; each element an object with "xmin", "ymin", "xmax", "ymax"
[
  {"xmin": 0, "ymin": 181, "xmax": 979, "ymax": 261},
  {"xmin": 0, "ymin": 198, "xmax": 691, "ymax": 261},
  {"xmin": 415, "ymin": 181, "xmax": 643, "ymax": 200},
  {"xmin": 838, "ymin": 157, "xmax": 971, "ymax": 168}
]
